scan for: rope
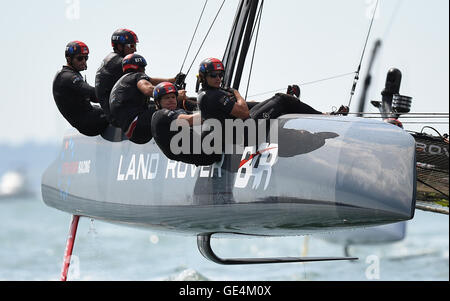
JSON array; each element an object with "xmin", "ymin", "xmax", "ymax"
[
  {"xmin": 383, "ymin": 0, "xmax": 404, "ymax": 41},
  {"xmin": 357, "ymin": 116, "xmax": 449, "ymax": 120},
  {"xmin": 180, "ymin": 0, "xmax": 209, "ymax": 73},
  {"xmin": 245, "ymin": 0, "xmax": 264, "ymax": 100},
  {"xmin": 421, "ymin": 126, "xmax": 447, "ymax": 138},
  {"xmin": 400, "ymin": 122, "xmax": 449, "ymax": 125},
  {"xmin": 417, "ymin": 179, "xmax": 449, "ymax": 199},
  {"xmin": 346, "ymin": 112, "xmax": 449, "ymax": 116},
  {"xmin": 247, "ymin": 71, "xmax": 356, "ymax": 98},
  {"xmin": 347, "ymin": 0, "xmax": 380, "ymax": 107},
  {"xmin": 186, "ymin": 0, "xmax": 226, "ymax": 77}
]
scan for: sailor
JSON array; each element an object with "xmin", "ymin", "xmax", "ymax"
[
  {"xmin": 95, "ymin": 29, "xmax": 140, "ymax": 125},
  {"xmin": 196, "ymin": 58, "xmax": 316, "ymax": 147},
  {"xmin": 196, "ymin": 58, "xmax": 349, "ymax": 153},
  {"xmin": 196, "ymin": 58, "xmax": 348, "ymax": 124},
  {"xmin": 151, "ymin": 82, "xmax": 222, "ymax": 165},
  {"xmin": 52, "ymin": 41, "xmax": 109, "ymax": 137},
  {"xmin": 109, "ymin": 54, "xmax": 179, "ymax": 144}
]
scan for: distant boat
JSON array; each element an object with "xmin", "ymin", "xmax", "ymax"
[{"xmin": 0, "ymin": 170, "xmax": 34, "ymax": 200}]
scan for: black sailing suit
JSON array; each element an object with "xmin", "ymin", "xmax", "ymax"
[
  {"xmin": 151, "ymin": 108, "xmax": 222, "ymax": 166},
  {"xmin": 95, "ymin": 52, "xmax": 124, "ymax": 125},
  {"xmin": 197, "ymin": 87, "xmax": 323, "ymax": 150},
  {"xmin": 52, "ymin": 66, "xmax": 108, "ymax": 136},
  {"xmin": 109, "ymin": 72, "xmax": 157, "ymax": 144},
  {"xmin": 198, "ymin": 87, "xmax": 322, "ymax": 123}
]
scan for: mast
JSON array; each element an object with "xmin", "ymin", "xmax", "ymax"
[
  {"xmin": 356, "ymin": 39, "xmax": 382, "ymax": 117},
  {"xmin": 222, "ymin": 0, "xmax": 260, "ymax": 90}
]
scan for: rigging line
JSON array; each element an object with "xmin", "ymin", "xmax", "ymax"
[
  {"xmin": 247, "ymin": 71, "xmax": 356, "ymax": 98},
  {"xmin": 383, "ymin": 0, "xmax": 404, "ymax": 41},
  {"xmin": 185, "ymin": 0, "xmax": 226, "ymax": 77},
  {"xmin": 359, "ymin": 116, "xmax": 450, "ymax": 119},
  {"xmin": 180, "ymin": 0, "xmax": 209, "ymax": 73},
  {"xmin": 347, "ymin": 0, "xmax": 380, "ymax": 108},
  {"xmin": 421, "ymin": 126, "xmax": 447, "ymax": 138},
  {"xmin": 401, "ymin": 122, "xmax": 449, "ymax": 125},
  {"xmin": 301, "ymin": 71, "xmax": 358, "ymax": 86},
  {"xmin": 244, "ymin": 1, "xmax": 264, "ymax": 99},
  {"xmin": 245, "ymin": 0, "xmax": 264, "ymax": 100},
  {"xmin": 417, "ymin": 179, "xmax": 449, "ymax": 199},
  {"xmin": 347, "ymin": 112, "xmax": 450, "ymax": 116}
]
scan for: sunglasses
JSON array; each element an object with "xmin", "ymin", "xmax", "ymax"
[
  {"xmin": 125, "ymin": 44, "xmax": 136, "ymax": 49},
  {"xmin": 208, "ymin": 72, "xmax": 224, "ymax": 79},
  {"xmin": 75, "ymin": 55, "xmax": 89, "ymax": 62}
]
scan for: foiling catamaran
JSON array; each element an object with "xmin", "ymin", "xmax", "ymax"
[{"xmin": 41, "ymin": 0, "xmax": 447, "ymax": 281}]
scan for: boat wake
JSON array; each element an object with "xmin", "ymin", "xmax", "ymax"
[{"xmin": 164, "ymin": 268, "xmax": 210, "ymax": 281}]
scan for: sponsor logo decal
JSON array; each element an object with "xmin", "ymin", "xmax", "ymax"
[
  {"xmin": 116, "ymin": 153, "xmax": 223, "ymax": 181},
  {"xmin": 235, "ymin": 143, "xmax": 279, "ymax": 190},
  {"xmin": 61, "ymin": 160, "xmax": 91, "ymax": 175}
]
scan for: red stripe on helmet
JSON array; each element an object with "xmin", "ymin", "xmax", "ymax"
[
  {"xmin": 123, "ymin": 28, "xmax": 139, "ymax": 43},
  {"xmin": 209, "ymin": 58, "xmax": 224, "ymax": 71},
  {"xmin": 123, "ymin": 64, "xmax": 139, "ymax": 72},
  {"xmin": 73, "ymin": 41, "xmax": 89, "ymax": 54}
]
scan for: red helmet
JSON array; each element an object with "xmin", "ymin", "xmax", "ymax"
[
  {"xmin": 199, "ymin": 58, "xmax": 225, "ymax": 76},
  {"xmin": 111, "ymin": 28, "xmax": 139, "ymax": 47},
  {"xmin": 153, "ymin": 82, "xmax": 178, "ymax": 107},
  {"xmin": 122, "ymin": 53, "xmax": 147, "ymax": 73},
  {"xmin": 65, "ymin": 41, "xmax": 89, "ymax": 58}
]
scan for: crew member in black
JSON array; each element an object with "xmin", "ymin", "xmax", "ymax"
[
  {"xmin": 95, "ymin": 29, "xmax": 140, "ymax": 125},
  {"xmin": 197, "ymin": 58, "xmax": 325, "ymax": 125},
  {"xmin": 110, "ymin": 54, "xmax": 179, "ymax": 144},
  {"xmin": 196, "ymin": 58, "xmax": 349, "ymax": 155},
  {"xmin": 151, "ymin": 82, "xmax": 222, "ymax": 165},
  {"xmin": 53, "ymin": 41, "xmax": 109, "ymax": 137}
]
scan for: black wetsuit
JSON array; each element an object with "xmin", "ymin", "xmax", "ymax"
[
  {"xmin": 198, "ymin": 87, "xmax": 323, "ymax": 150},
  {"xmin": 198, "ymin": 88, "xmax": 236, "ymax": 124},
  {"xmin": 249, "ymin": 93, "xmax": 322, "ymax": 119},
  {"xmin": 198, "ymin": 87, "xmax": 322, "ymax": 122},
  {"xmin": 151, "ymin": 108, "xmax": 222, "ymax": 166},
  {"xmin": 52, "ymin": 66, "xmax": 109, "ymax": 136},
  {"xmin": 110, "ymin": 72, "xmax": 156, "ymax": 144},
  {"xmin": 95, "ymin": 52, "xmax": 124, "ymax": 124}
]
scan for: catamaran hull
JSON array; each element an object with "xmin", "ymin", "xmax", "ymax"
[{"xmin": 41, "ymin": 115, "xmax": 417, "ymax": 236}]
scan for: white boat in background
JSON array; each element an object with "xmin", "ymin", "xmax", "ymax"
[{"xmin": 0, "ymin": 170, "xmax": 34, "ymax": 200}]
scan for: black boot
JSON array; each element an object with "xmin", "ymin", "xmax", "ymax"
[
  {"xmin": 330, "ymin": 105, "xmax": 349, "ymax": 116},
  {"xmin": 286, "ymin": 84, "xmax": 301, "ymax": 98}
]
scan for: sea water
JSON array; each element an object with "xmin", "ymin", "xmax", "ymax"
[{"xmin": 0, "ymin": 197, "xmax": 448, "ymax": 281}]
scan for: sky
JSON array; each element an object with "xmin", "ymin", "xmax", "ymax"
[{"xmin": 0, "ymin": 0, "xmax": 448, "ymax": 145}]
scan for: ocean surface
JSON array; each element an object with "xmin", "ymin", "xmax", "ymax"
[{"xmin": 0, "ymin": 196, "xmax": 448, "ymax": 281}]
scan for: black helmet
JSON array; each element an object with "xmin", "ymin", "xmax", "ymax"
[
  {"xmin": 122, "ymin": 53, "xmax": 147, "ymax": 73},
  {"xmin": 111, "ymin": 28, "xmax": 139, "ymax": 48},
  {"xmin": 65, "ymin": 41, "xmax": 89, "ymax": 58}
]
